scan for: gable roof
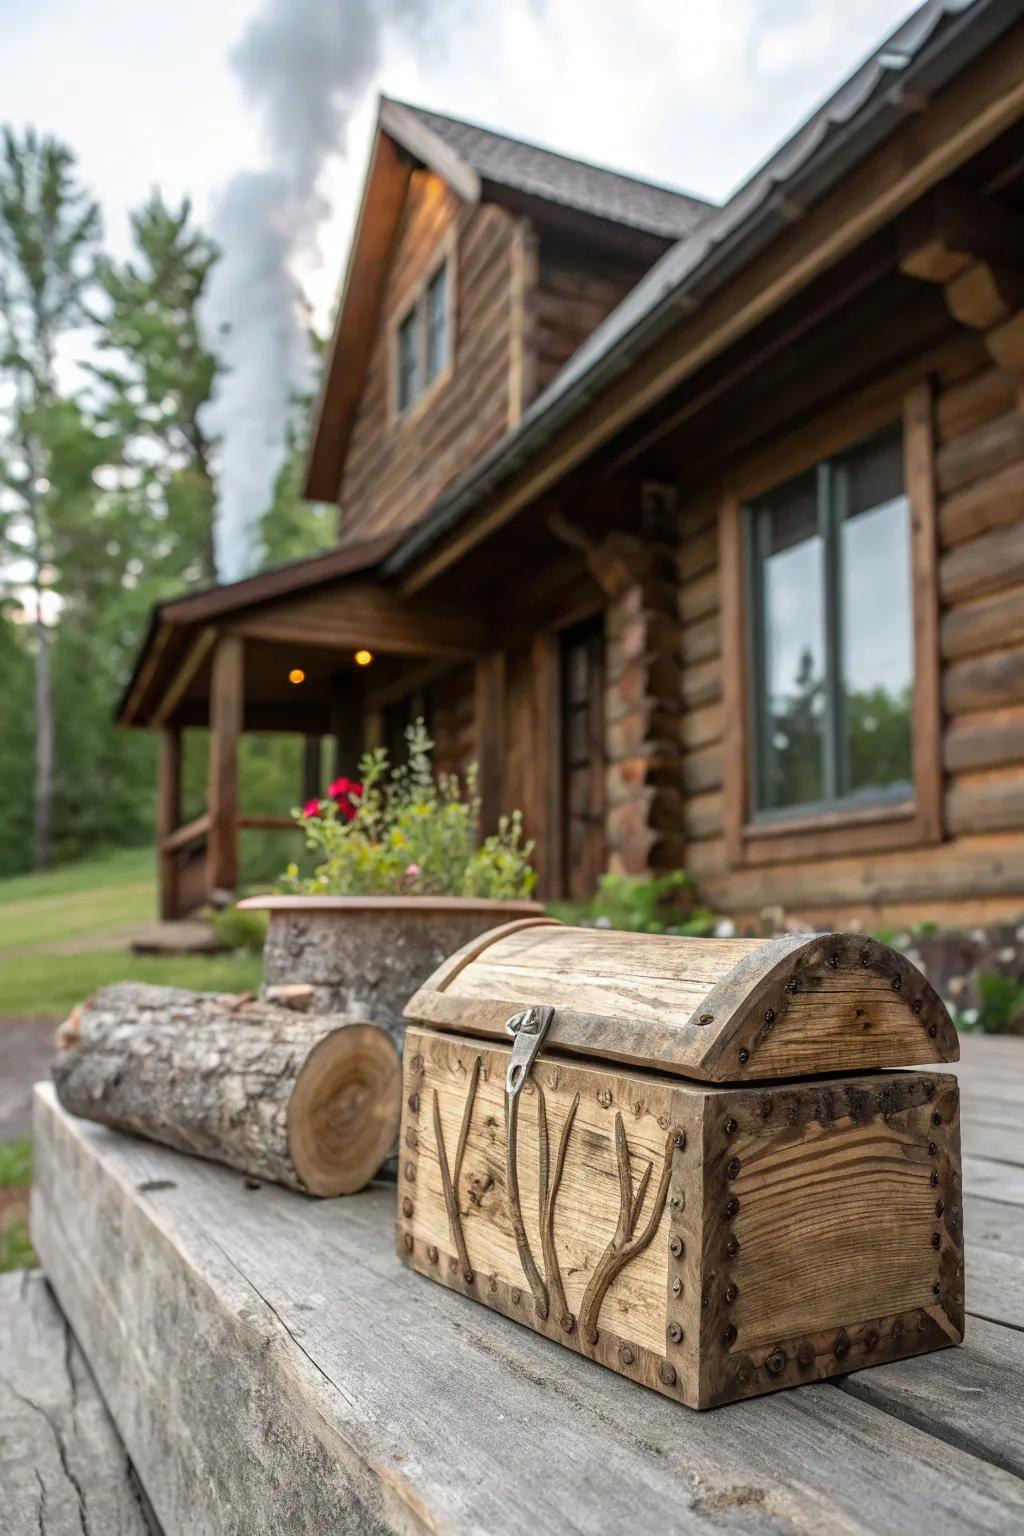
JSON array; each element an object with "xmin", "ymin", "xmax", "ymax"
[
  {"xmin": 304, "ymin": 99, "xmax": 714, "ymax": 504},
  {"xmin": 385, "ymin": 101, "xmax": 711, "ymax": 241},
  {"xmin": 386, "ymin": 0, "xmax": 1024, "ymax": 582}
]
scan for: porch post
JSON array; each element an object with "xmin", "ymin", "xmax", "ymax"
[
  {"xmin": 474, "ymin": 653, "xmax": 506, "ymax": 837},
  {"xmin": 302, "ymin": 736, "xmax": 322, "ymax": 804},
  {"xmin": 329, "ymin": 679, "xmax": 364, "ymax": 780},
  {"xmin": 207, "ymin": 634, "xmax": 244, "ymax": 900},
  {"xmin": 157, "ymin": 726, "xmax": 182, "ymax": 920}
]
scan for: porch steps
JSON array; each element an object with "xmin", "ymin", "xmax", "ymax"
[{"xmin": 30, "ymin": 1082, "xmax": 1024, "ymax": 1535}]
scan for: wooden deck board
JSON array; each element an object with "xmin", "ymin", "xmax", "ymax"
[{"xmin": 28, "ymin": 1034, "xmax": 1024, "ymax": 1536}]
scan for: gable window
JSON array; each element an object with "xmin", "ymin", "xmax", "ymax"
[
  {"xmin": 393, "ymin": 256, "xmax": 452, "ymax": 419},
  {"xmin": 748, "ymin": 423, "xmax": 913, "ymax": 819},
  {"xmin": 425, "ymin": 262, "xmax": 448, "ymax": 385}
]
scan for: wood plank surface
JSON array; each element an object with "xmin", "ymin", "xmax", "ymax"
[
  {"xmin": 30, "ymin": 1031, "xmax": 1024, "ymax": 1536},
  {"xmin": 0, "ymin": 1269, "xmax": 157, "ymax": 1535}
]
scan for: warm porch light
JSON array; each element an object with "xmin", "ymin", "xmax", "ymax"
[
  {"xmin": 354, "ymin": 649, "xmax": 374, "ymax": 667},
  {"xmin": 288, "ymin": 668, "xmax": 306, "ymax": 685}
]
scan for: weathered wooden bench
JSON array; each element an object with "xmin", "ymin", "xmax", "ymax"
[
  {"xmin": 0, "ymin": 1269, "xmax": 159, "ymax": 1534},
  {"xmin": 28, "ymin": 1033, "xmax": 1024, "ymax": 1533}
]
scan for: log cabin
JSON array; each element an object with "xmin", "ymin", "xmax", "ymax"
[{"xmin": 120, "ymin": 0, "xmax": 1024, "ymax": 934}]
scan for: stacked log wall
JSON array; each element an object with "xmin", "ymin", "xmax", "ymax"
[
  {"xmin": 533, "ymin": 234, "xmax": 650, "ymax": 397},
  {"xmin": 676, "ymin": 339, "xmax": 1024, "ymax": 931}
]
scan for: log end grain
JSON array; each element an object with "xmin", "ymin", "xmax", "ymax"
[{"xmin": 288, "ymin": 1024, "xmax": 401, "ymax": 1195}]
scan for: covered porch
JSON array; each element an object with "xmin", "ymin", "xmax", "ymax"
[{"xmin": 117, "ymin": 537, "xmax": 497, "ymax": 920}]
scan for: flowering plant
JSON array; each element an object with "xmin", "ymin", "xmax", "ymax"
[{"xmin": 282, "ymin": 719, "xmax": 536, "ymax": 900}]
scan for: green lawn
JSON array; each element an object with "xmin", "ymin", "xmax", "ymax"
[{"xmin": 0, "ymin": 847, "xmax": 262, "ymax": 1016}]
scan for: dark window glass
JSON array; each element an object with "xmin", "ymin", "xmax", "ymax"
[
  {"xmin": 749, "ymin": 425, "xmax": 913, "ymax": 816},
  {"xmin": 425, "ymin": 262, "xmax": 448, "ymax": 384},
  {"xmin": 396, "ymin": 307, "xmax": 419, "ymax": 415}
]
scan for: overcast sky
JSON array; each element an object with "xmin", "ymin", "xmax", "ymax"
[{"xmin": 10, "ymin": 0, "xmax": 922, "ymax": 330}]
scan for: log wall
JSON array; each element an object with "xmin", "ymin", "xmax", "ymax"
[
  {"xmin": 340, "ymin": 174, "xmax": 517, "ymax": 543},
  {"xmin": 533, "ymin": 234, "xmax": 648, "ymax": 396},
  {"xmin": 675, "ymin": 337, "xmax": 1024, "ymax": 930}
]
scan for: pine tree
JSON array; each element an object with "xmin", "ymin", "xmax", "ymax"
[
  {"xmin": 91, "ymin": 192, "xmax": 221, "ymax": 587},
  {"xmin": 0, "ymin": 128, "xmax": 101, "ymax": 869}
]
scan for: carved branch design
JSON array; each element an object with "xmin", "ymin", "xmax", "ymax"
[
  {"xmin": 505, "ymin": 1085, "xmax": 580, "ymax": 1325},
  {"xmin": 579, "ymin": 1114, "xmax": 674, "ymax": 1346},
  {"xmin": 433, "ymin": 1055, "xmax": 481, "ymax": 1282}
]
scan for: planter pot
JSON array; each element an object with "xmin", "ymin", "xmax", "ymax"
[{"xmin": 237, "ymin": 895, "xmax": 546, "ymax": 1051}]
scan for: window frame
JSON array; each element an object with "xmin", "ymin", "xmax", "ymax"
[
  {"xmin": 388, "ymin": 237, "xmax": 456, "ymax": 427},
  {"xmin": 719, "ymin": 381, "xmax": 943, "ymax": 868}
]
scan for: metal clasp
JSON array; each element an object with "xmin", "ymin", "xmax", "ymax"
[{"xmin": 505, "ymin": 1005, "xmax": 555, "ymax": 1098}]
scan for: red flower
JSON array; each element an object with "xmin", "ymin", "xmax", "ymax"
[
  {"xmin": 302, "ymin": 798, "xmax": 322, "ymax": 818},
  {"xmin": 328, "ymin": 777, "xmax": 363, "ymax": 823}
]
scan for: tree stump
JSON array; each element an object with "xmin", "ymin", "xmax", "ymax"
[{"xmin": 52, "ymin": 983, "xmax": 400, "ymax": 1195}]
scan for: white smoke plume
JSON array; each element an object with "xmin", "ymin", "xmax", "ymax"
[{"xmin": 202, "ymin": 0, "xmax": 429, "ymax": 581}]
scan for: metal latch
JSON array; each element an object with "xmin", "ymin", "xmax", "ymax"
[{"xmin": 504, "ymin": 1005, "xmax": 555, "ymax": 1098}]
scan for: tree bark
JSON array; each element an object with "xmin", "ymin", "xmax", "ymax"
[
  {"xmin": 33, "ymin": 596, "xmax": 54, "ymax": 871},
  {"xmin": 52, "ymin": 983, "xmax": 401, "ymax": 1195}
]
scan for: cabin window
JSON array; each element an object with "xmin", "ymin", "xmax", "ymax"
[
  {"xmin": 747, "ymin": 423, "xmax": 913, "ymax": 818},
  {"xmin": 425, "ymin": 263, "xmax": 448, "ymax": 385},
  {"xmin": 396, "ymin": 308, "xmax": 420, "ymax": 417},
  {"xmin": 393, "ymin": 256, "xmax": 451, "ymax": 419}
]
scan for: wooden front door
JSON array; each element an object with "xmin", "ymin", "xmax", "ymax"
[{"xmin": 560, "ymin": 618, "xmax": 606, "ymax": 901}]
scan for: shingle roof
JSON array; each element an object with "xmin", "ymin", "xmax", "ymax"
[{"xmin": 388, "ymin": 101, "xmax": 713, "ymax": 241}]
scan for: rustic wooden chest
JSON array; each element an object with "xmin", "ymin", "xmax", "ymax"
[{"xmin": 396, "ymin": 920, "xmax": 964, "ymax": 1409}]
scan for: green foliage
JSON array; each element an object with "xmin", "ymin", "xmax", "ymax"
[
  {"xmin": 0, "ymin": 948, "xmax": 263, "ymax": 1018},
  {"xmin": 0, "ymin": 1221, "xmax": 35, "ymax": 1274},
  {"xmin": 0, "ymin": 1137, "xmax": 31, "ymax": 1187},
  {"xmin": 959, "ymin": 973, "xmax": 1024, "ymax": 1036},
  {"xmin": 283, "ymin": 720, "xmax": 536, "ymax": 900},
  {"xmin": 205, "ymin": 903, "xmax": 269, "ymax": 953},
  {"xmin": 582, "ymin": 871, "xmax": 716, "ymax": 936}
]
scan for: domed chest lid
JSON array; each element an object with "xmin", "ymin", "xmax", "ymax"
[{"xmin": 404, "ymin": 920, "xmax": 957, "ymax": 1084}]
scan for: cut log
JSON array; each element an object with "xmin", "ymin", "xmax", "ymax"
[{"xmin": 52, "ymin": 983, "xmax": 400, "ymax": 1196}]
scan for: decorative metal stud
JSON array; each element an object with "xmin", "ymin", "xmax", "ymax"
[
  {"xmin": 404, "ymin": 1161, "xmax": 416, "ymax": 1182},
  {"xmin": 725, "ymin": 1117, "xmax": 738, "ymax": 1136},
  {"xmin": 722, "ymin": 1324, "xmax": 737, "ymax": 1346},
  {"xmin": 766, "ymin": 1347, "xmax": 786, "ymax": 1374},
  {"xmin": 672, "ymin": 1278, "xmax": 683, "ymax": 1296},
  {"xmin": 859, "ymin": 950, "xmax": 870, "ymax": 967},
  {"xmin": 738, "ymin": 1048, "xmax": 750, "ymax": 1065},
  {"xmin": 427, "ymin": 1245, "xmax": 438, "ymax": 1263},
  {"xmin": 930, "ymin": 1169, "xmax": 939, "ymax": 1187},
  {"xmin": 797, "ymin": 1341, "xmax": 814, "ymax": 1368},
  {"xmin": 659, "ymin": 1360, "xmax": 677, "ymax": 1386},
  {"xmin": 511, "ymin": 1288, "xmax": 521, "ymax": 1305},
  {"xmin": 764, "ymin": 1008, "xmax": 776, "ymax": 1025},
  {"xmin": 833, "ymin": 1330, "xmax": 849, "ymax": 1358},
  {"xmin": 912, "ymin": 998, "xmax": 923, "ymax": 1014},
  {"xmin": 463, "ymin": 1268, "xmax": 474, "ymax": 1284},
  {"xmin": 931, "ymin": 1232, "xmax": 941, "ymax": 1250},
  {"xmin": 698, "ymin": 1012, "xmax": 714, "ymax": 1025},
  {"xmin": 927, "ymin": 1024, "xmax": 938, "ymax": 1039},
  {"xmin": 726, "ymin": 1237, "xmax": 740, "ymax": 1259},
  {"xmin": 935, "ymin": 1199, "xmax": 944, "ymax": 1217},
  {"xmin": 727, "ymin": 1157, "xmax": 741, "ymax": 1179},
  {"xmin": 668, "ymin": 1322, "xmax": 683, "ymax": 1343},
  {"xmin": 932, "ymin": 1280, "xmax": 941, "ymax": 1296},
  {"xmin": 407, "ymin": 1092, "xmax": 420, "ymax": 1113},
  {"xmin": 404, "ymin": 1233, "xmax": 414, "ymax": 1252},
  {"xmin": 725, "ymin": 1283, "xmax": 738, "ymax": 1303},
  {"xmin": 725, "ymin": 1196, "xmax": 740, "ymax": 1218},
  {"xmin": 405, "ymin": 1127, "xmax": 418, "ymax": 1149},
  {"xmin": 673, "ymin": 1130, "xmax": 686, "ymax": 1150},
  {"xmin": 669, "ymin": 1235, "xmax": 684, "ymax": 1257},
  {"xmin": 928, "ymin": 1141, "xmax": 938, "ymax": 1156},
  {"xmin": 891, "ymin": 975, "xmax": 902, "ymax": 991},
  {"xmin": 561, "ymin": 1313, "xmax": 576, "ymax": 1333},
  {"xmin": 786, "ymin": 976, "xmax": 800, "ymax": 993},
  {"xmin": 401, "ymin": 1197, "xmax": 414, "ymax": 1218},
  {"xmin": 620, "ymin": 1344, "xmax": 635, "ymax": 1365},
  {"xmin": 931, "ymin": 1111, "xmax": 942, "ymax": 1127}
]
